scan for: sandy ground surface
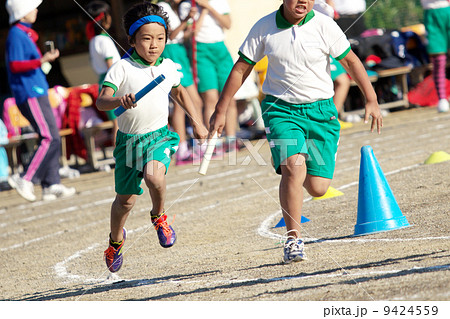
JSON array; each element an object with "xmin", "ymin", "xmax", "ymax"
[{"xmin": 0, "ymin": 107, "xmax": 449, "ymax": 315}]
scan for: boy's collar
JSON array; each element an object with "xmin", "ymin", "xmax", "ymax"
[
  {"xmin": 276, "ymin": 5, "xmax": 315, "ymax": 29},
  {"xmin": 130, "ymin": 50, "xmax": 163, "ymax": 66}
]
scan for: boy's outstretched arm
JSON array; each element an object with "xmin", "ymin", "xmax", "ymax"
[
  {"xmin": 97, "ymin": 86, "xmax": 136, "ymax": 112},
  {"xmin": 339, "ymin": 50, "xmax": 383, "ymax": 134},
  {"xmin": 171, "ymin": 85, "xmax": 208, "ymax": 143},
  {"xmin": 209, "ymin": 57, "xmax": 254, "ymax": 137}
]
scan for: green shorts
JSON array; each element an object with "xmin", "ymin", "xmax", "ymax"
[
  {"xmin": 330, "ymin": 56, "xmax": 347, "ymax": 81},
  {"xmin": 113, "ymin": 126, "xmax": 180, "ymax": 195},
  {"xmin": 162, "ymin": 43, "xmax": 194, "ymax": 88},
  {"xmin": 261, "ymin": 96, "xmax": 340, "ymax": 179},
  {"xmin": 196, "ymin": 41, "xmax": 234, "ymax": 93},
  {"xmin": 424, "ymin": 6, "xmax": 450, "ymax": 54}
]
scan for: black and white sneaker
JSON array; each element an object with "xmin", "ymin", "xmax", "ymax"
[{"xmin": 283, "ymin": 237, "xmax": 306, "ymax": 264}]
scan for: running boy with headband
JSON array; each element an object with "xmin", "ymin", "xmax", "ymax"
[
  {"xmin": 96, "ymin": 2, "xmax": 208, "ymax": 272},
  {"xmin": 208, "ymin": 0, "xmax": 382, "ymax": 263}
]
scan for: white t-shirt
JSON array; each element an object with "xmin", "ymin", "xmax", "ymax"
[
  {"xmin": 89, "ymin": 34, "xmax": 121, "ymax": 75},
  {"xmin": 334, "ymin": 0, "xmax": 366, "ymax": 15},
  {"xmin": 104, "ymin": 55, "xmax": 181, "ymax": 134},
  {"xmin": 420, "ymin": 0, "xmax": 449, "ymax": 9},
  {"xmin": 239, "ymin": 9, "xmax": 350, "ymax": 104},
  {"xmin": 178, "ymin": 0, "xmax": 230, "ymax": 43},
  {"xmin": 158, "ymin": 1, "xmax": 184, "ymax": 45}
]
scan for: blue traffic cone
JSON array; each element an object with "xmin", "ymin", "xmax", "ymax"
[
  {"xmin": 274, "ymin": 215, "xmax": 310, "ymax": 228},
  {"xmin": 354, "ymin": 145, "xmax": 410, "ymax": 236}
]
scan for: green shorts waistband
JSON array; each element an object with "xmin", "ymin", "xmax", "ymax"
[
  {"xmin": 264, "ymin": 95, "xmax": 334, "ymax": 108},
  {"xmin": 116, "ymin": 125, "xmax": 168, "ymax": 145}
]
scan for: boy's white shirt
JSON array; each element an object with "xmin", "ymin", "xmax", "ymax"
[
  {"xmin": 420, "ymin": 0, "xmax": 450, "ymax": 9},
  {"xmin": 104, "ymin": 57, "xmax": 181, "ymax": 134},
  {"xmin": 89, "ymin": 35, "xmax": 121, "ymax": 75},
  {"xmin": 157, "ymin": 2, "xmax": 184, "ymax": 45},
  {"xmin": 239, "ymin": 9, "xmax": 350, "ymax": 104},
  {"xmin": 178, "ymin": 0, "xmax": 230, "ymax": 43}
]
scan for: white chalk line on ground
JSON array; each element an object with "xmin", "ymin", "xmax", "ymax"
[
  {"xmin": 1, "ymin": 170, "xmax": 272, "ymax": 250},
  {"xmin": 7, "ymin": 111, "xmax": 450, "ymax": 291},
  {"xmin": 4, "ymin": 121, "xmax": 446, "ymax": 222},
  {"xmin": 3, "ymin": 116, "xmax": 447, "ymax": 217},
  {"xmin": 4, "ymin": 140, "xmax": 425, "ymax": 232},
  {"xmin": 0, "ymin": 218, "xmax": 109, "ymax": 252},
  {"xmin": 0, "ymin": 167, "xmax": 254, "ymax": 229},
  {"xmin": 51, "ymin": 161, "xmax": 449, "ymax": 289},
  {"xmin": 51, "ymin": 181, "xmax": 283, "ymax": 284},
  {"xmin": 0, "ymin": 168, "xmax": 248, "ymax": 221},
  {"xmin": 258, "ymin": 163, "xmax": 423, "ymax": 242},
  {"xmin": 53, "ymin": 247, "xmax": 450, "ymax": 298},
  {"xmin": 2, "ymin": 160, "xmax": 425, "ymax": 252}
]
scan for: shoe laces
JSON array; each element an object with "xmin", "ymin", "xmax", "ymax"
[
  {"xmin": 104, "ymin": 246, "xmax": 116, "ymax": 260},
  {"xmin": 284, "ymin": 236, "xmax": 304, "ymax": 252},
  {"xmin": 152, "ymin": 213, "xmax": 175, "ymax": 235},
  {"xmin": 280, "ymin": 230, "xmax": 300, "ymax": 244}
]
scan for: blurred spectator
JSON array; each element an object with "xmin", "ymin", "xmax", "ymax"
[
  {"xmin": 0, "ymin": 119, "xmax": 9, "ymax": 185},
  {"xmin": 158, "ymin": 0, "xmax": 204, "ymax": 164},
  {"xmin": 85, "ymin": 1, "xmax": 121, "ymax": 143},
  {"xmin": 179, "ymin": 0, "xmax": 239, "ymax": 152},
  {"xmin": 314, "ymin": 0, "xmax": 355, "ymax": 126},
  {"xmin": 333, "ymin": 0, "xmax": 367, "ymax": 38},
  {"xmin": 5, "ymin": 0, "xmax": 76, "ymax": 202},
  {"xmin": 421, "ymin": 0, "xmax": 450, "ymax": 113}
]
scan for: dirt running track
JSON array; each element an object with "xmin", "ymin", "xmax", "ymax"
[{"xmin": 1, "ymin": 107, "xmax": 449, "ymax": 310}]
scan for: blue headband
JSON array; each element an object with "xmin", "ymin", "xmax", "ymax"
[{"xmin": 128, "ymin": 15, "xmax": 167, "ymax": 36}]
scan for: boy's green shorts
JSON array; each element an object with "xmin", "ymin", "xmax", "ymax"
[
  {"xmin": 196, "ymin": 41, "xmax": 234, "ymax": 93},
  {"xmin": 161, "ymin": 43, "xmax": 194, "ymax": 88},
  {"xmin": 113, "ymin": 126, "xmax": 180, "ymax": 195},
  {"xmin": 261, "ymin": 96, "xmax": 340, "ymax": 179}
]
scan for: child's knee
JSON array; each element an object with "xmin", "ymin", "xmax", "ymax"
[
  {"xmin": 281, "ymin": 154, "xmax": 307, "ymax": 176},
  {"xmin": 304, "ymin": 176, "xmax": 331, "ymax": 197},
  {"xmin": 144, "ymin": 171, "xmax": 165, "ymax": 189},
  {"xmin": 113, "ymin": 194, "xmax": 136, "ymax": 211},
  {"xmin": 307, "ymin": 184, "xmax": 329, "ymax": 197}
]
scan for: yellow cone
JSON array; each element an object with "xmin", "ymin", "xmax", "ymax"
[
  {"xmin": 338, "ymin": 119, "xmax": 353, "ymax": 130},
  {"xmin": 424, "ymin": 151, "xmax": 450, "ymax": 164},
  {"xmin": 313, "ymin": 187, "xmax": 344, "ymax": 200}
]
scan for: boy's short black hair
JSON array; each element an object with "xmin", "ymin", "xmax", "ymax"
[
  {"xmin": 85, "ymin": 0, "xmax": 111, "ymax": 35},
  {"xmin": 123, "ymin": 1, "xmax": 169, "ymax": 44}
]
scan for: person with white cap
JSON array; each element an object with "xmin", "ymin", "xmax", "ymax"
[{"xmin": 5, "ymin": 0, "xmax": 76, "ymax": 201}]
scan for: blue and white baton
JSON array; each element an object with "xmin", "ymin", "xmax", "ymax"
[{"xmin": 114, "ymin": 74, "xmax": 166, "ymax": 117}]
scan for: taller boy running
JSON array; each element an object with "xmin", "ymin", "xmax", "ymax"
[{"xmin": 209, "ymin": 0, "xmax": 382, "ymax": 263}]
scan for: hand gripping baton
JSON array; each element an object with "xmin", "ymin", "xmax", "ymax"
[
  {"xmin": 114, "ymin": 74, "xmax": 166, "ymax": 117},
  {"xmin": 198, "ymin": 132, "xmax": 218, "ymax": 175}
]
